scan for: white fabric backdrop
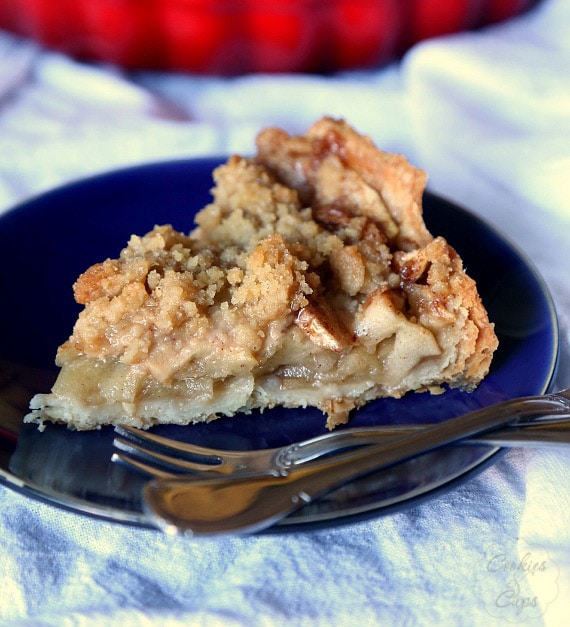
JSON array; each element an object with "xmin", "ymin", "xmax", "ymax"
[{"xmin": 0, "ymin": 0, "xmax": 569, "ymax": 624}]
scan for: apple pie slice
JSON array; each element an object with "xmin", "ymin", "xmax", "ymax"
[{"xmin": 26, "ymin": 117, "xmax": 498, "ymax": 431}]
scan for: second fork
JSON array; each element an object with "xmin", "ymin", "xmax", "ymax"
[{"xmin": 112, "ymin": 398, "xmax": 570, "ymax": 480}]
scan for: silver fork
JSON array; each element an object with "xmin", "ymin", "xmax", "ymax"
[
  {"xmin": 137, "ymin": 388, "xmax": 570, "ymax": 535},
  {"xmin": 112, "ymin": 389, "xmax": 570, "ymax": 481}
]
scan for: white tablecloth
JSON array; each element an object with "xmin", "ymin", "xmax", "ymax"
[{"xmin": 1, "ymin": 1, "xmax": 569, "ymax": 625}]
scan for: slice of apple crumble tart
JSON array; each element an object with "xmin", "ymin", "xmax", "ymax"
[{"xmin": 26, "ymin": 117, "xmax": 498, "ymax": 431}]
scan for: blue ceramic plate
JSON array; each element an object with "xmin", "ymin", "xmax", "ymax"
[{"xmin": 0, "ymin": 159, "xmax": 559, "ymax": 533}]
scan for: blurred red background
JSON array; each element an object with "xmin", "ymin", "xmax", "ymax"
[{"xmin": 0, "ymin": 0, "xmax": 541, "ymax": 74}]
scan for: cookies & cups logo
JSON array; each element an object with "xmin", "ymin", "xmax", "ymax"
[{"xmin": 481, "ymin": 538, "xmax": 559, "ymax": 623}]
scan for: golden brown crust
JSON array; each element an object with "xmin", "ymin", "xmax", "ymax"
[
  {"xmin": 255, "ymin": 117, "xmax": 431, "ymax": 250},
  {"xmin": 27, "ymin": 117, "xmax": 498, "ymax": 430}
]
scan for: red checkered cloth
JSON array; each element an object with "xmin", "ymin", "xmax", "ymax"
[{"xmin": 0, "ymin": 0, "xmax": 540, "ymax": 74}]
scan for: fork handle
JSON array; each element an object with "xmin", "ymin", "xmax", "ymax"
[
  {"xmin": 277, "ymin": 392, "xmax": 570, "ymax": 468},
  {"xmin": 143, "ymin": 391, "xmax": 570, "ymax": 536},
  {"xmin": 278, "ymin": 418, "xmax": 570, "ymax": 467}
]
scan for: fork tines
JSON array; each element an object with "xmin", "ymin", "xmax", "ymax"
[{"xmin": 112, "ymin": 425, "xmax": 224, "ymax": 479}]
